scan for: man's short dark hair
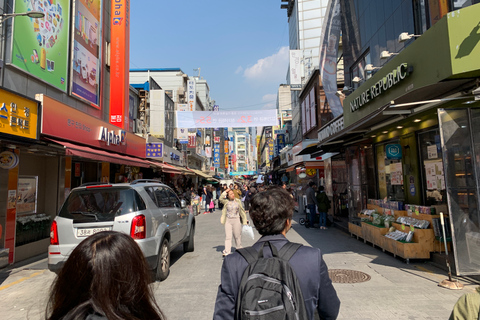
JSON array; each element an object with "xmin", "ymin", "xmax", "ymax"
[
  {"xmin": 308, "ymin": 181, "xmax": 315, "ymax": 187},
  {"xmin": 249, "ymin": 187, "xmax": 294, "ymax": 235}
]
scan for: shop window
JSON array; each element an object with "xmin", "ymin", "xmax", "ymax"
[
  {"xmin": 451, "ymin": 0, "xmax": 480, "ymax": 10},
  {"xmin": 376, "ymin": 141, "xmax": 405, "ymax": 202},
  {"xmin": 418, "ymin": 129, "xmax": 447, "ymax": 206},
  {"xmin": 350, "ymin": 51, "xmax": 371, "ymax": 89}
]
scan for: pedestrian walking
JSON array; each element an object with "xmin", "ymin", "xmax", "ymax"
[
  {"xmin": 316, "ymin": 185, "xmax": 331, "ymax": 229},
  {"xmin": 213, "ymin": 187, "xmax": 340, "ymax": 319},
  {"xmin": 219, "ymin": 187, "xmax": 248, "ymax": 257},
  {"xmin": 449, "ymin": 287, "xmax": 480, "ymax": 320},
  {"xmin": 204, "ymin": 186, "xmax": 214, "ymax": 214},
  {"xmin": 233, "ymin": 184, "xmax": 242, "ymax": 199},
  {"xmin": 306, "ymin": 181, "xmax": 319, "ymax": 228},
  {"xmin": 46, "ymin": 231, "xmax": 166, "ymax": 320},
  {"xmin": 242, "ymin": 185, "xmax": 253, "ymax": 213}
]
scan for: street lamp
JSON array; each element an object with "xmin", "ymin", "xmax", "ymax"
[{"xmin": 1, "ymin": 11, "xmax": 45, "ymax": 86}]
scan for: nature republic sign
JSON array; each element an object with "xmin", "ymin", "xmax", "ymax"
[{"xmin": 350, "ymin": 63, "xmax": 410, "ymax": 112}]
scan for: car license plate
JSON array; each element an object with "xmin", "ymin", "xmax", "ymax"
[{"xmin": 77, "ymin": 227, "xmax": 112, "ymax": 237}]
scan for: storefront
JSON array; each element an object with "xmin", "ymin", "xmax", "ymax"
[
  {"xmin": 318, "ymin": 4, "xmax": 480, "ymax": 274},
  {"xmin": 38, "ymin": 94, "xmax": 153, "ymax": 197},
  {"xmin": 0, "ymin": 87, "xmax": 48, "ymax": 265}
]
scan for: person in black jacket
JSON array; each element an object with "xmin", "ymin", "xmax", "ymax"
[{"xmin": 213, "ymin": 187, "xmax": 340, "ymax": 320}]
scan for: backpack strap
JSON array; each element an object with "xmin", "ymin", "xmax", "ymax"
[
  {"xmin": 278, "ymin": 242, "xmax": 302, "ymax": 261},
  {"xmin": 236, "ymin": 246, "xmax": 260, "ymax": 265}
]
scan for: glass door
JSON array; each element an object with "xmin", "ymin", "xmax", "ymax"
[{"xmin": 438, "ymin": 108, "xmax": 480, "ymax": 275}]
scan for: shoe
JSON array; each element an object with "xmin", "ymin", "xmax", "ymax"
[{"xmin": 222, "ymin": 251, "xmax": 230, "ymax": 257}]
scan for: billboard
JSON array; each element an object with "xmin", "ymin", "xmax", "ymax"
[
  {"xmin": 109, "ymin": 0, "xmax": 130, "ymax": 128},
  {"xmin": 71, "ymin": 0, "xmax": 102, "ymax": 107},
  {"xmin": 12, "ymin": 0, "xmax": 71, "ymax": 91}
]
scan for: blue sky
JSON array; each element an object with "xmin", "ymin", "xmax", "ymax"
[{"xmin": 130, "ymin": 1, "xmax": 289, "ymax": 111}]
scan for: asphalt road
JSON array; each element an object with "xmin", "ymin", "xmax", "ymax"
[{"xmin": 0, "ymin": 208, "xmax": 478, "ymax": 319}]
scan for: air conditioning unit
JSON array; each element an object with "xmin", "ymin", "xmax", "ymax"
[{"xmin": 177, "ymin": 87, "xmax": 185, "ymax": 96}]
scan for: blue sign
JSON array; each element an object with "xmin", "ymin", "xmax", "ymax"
[
  {"xmin": 386, "ymin": 144, "xmax": 402, "ymax": 160},
  {"xmin": 213, "ymin": 144, "xmax": 220, "ymax": 168},
  {"xmin": 213, "ymin": 105, "xmax": 219, "ymax": 111},
  {"xmin": 146, "ymin": 143, "xmax": 163, "ymax": 158},
  {"xmin": 230, "ymin": 171, "xmax": 256, "ymax": 176},
  {"xmin": 276, "ymin": 134, "xmax": 286, "ymax": 155}
]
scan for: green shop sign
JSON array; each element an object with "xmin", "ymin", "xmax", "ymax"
[{"xmin": 350, "ymin": 63, "xmax": 409, "ymax": 112}]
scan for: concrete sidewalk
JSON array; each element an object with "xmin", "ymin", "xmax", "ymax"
[{"xmin": 288, "ymin": 210, "xmax": 478, "ymax": 319}]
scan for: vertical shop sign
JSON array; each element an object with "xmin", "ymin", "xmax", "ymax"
[
  {"xmin": 12, "ymin": 0, "xmax": 71, "ymax": 92},
  {"xmin": 187, "ymin": 80, "xmax": 196, "ymax": 111},
  {"xmin": 71, "ymin": 0, "xmax": 102, "ymax": 107},
  {"xmin": 213, "ymin": 144, "xmax": 220, "ymax": 168},
  {"xmin": 109, "ymin": 0, "xmax": 130, "ymax": 128},
  {"xmin": 188, "ymin": 132, "xmax": 196, "ymax": 148},
  {"xmin": 268, "ymin": 138, "xmax": 274, "ymax": 161},
  {"xmin": 276, "ymin": 134, "xmax": 285, "ymax": 155}
]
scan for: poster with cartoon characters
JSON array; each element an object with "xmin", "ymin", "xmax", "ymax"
[
  {"xmin": 71, "ymin": 0, "xmax": 102, "ymax": 106},
  {"xmin": 12, "ymin": 0, "xmax": 71, "ymax": 91}
]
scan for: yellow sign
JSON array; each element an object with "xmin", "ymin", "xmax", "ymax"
[{"xmin": 0, "ymin": 89, "xmax": 38, "ymax": 139}]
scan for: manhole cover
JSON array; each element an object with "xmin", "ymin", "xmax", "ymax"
[{"xmin": 328, "ymin": 269, "xmax": 371, "ymax": 283}]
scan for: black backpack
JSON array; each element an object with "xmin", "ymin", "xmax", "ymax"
[{"xmin": 235, "ymin": 241, "xmax": 308, "ymax": 320}]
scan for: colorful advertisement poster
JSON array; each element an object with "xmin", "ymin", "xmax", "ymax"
[
  {"xmin": 12, "ymin": 0, "xmax": 71, "ymax": 91},
  {"xmin": 71, "ymin": 0, "xmax": 102, "ymax": 107}
]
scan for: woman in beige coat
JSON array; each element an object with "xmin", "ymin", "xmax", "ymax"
[{"xmin": 219, "ymin": 188, "xmax": 248, "ymax": 257}]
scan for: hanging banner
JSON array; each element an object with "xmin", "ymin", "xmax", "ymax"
[
  {"xmin": 178, "ymin": 128, "xmax": 188, "ymax": 144},
  {"xmin": 319, "ymin": 0, "xmax": 343, "ymax": 118},
  {"xmin": 176, "ymin": 110, "xmax": 278, "ymax": 128},
  {"xmin": 205, "ymin": 146, "xmax": 212, "ymax": 158},
  {"xmin": 289, "ymin": 50, "xmax": 303, "ymax": 90},
  {"xmin": 12, "ymin": 0, "xmax": 71, "ymax": 92},
  {"xmin": 109, "ymin": 0, "xmax": 130, "ymax": 128}
]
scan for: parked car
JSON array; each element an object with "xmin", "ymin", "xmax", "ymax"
[{"xmin": 48, "ymin": 180, "xmax": 195, "ymax": 281}]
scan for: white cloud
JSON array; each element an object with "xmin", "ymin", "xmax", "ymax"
[
  {"xmin": 244, "ymin": 46, "xmax": 289, "ymax": 82},
  {"xmin": 261, "ymin": 94, "xmax": 277, "ymax": 110}
]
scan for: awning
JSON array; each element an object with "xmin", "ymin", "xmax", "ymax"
[
  {"xmin": 190, "ymin": 169, "xmax": 210, "ymax": 179},
  {"xmin": 45, "ymin": 138, "xmax": 151, "ymax": 168},
  {"xmin": 305, "ymin": 162, "xmax": 324, "ymax": 169},
  {"xmin": 147, "ymin": 160, "xmax": 184, "ymax": 174},
  {"xmin": 297, "ymin": 144, "xmax": 322, "ymax": 156}
]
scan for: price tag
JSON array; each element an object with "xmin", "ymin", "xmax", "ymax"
[
  {"xmin": 410, "ymin": 225, "xmax": 415, "ymax": 232},
  {"xmin": 401, "ymin": 224, "xmax": 406, "ymax": 231},
  {"xmin": 415, "ymin": 209, "xmax": 420, "ymax": 216}
]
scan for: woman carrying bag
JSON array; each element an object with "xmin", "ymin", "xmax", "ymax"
[
  {"xmin": 219, "ymin": 187, "xmax": 248, "ymax": 257},
  {"xmin": 204, "ymin": 186, "xmax": 214, "ymax": 214}
]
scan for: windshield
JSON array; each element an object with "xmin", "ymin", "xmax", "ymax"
[{"xmin": 59, "ymin": 187, "xmax": 145, "ymax": 222}]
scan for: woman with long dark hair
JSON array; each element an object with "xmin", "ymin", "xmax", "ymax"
[{"xmin": 46, "ymin": 231, "xmax": 166, "ymax": 320}]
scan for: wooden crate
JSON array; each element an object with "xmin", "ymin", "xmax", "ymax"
[
  {"xmin": 349, "ymin": 222, "xmax": 362, "ymax": 238},
  {"xmin": 361, "ymin": 222, "xmax": 389, "ymax": 247}
]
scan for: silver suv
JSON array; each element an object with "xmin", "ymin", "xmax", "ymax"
[{"xmin": 48, "ymin": 180, "xmax": 195, "ymax": 281}]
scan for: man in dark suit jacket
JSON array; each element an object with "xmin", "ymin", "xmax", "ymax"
[{"xmin": 213, "ymin": 187, "xmax": 340, "ymax": 320}]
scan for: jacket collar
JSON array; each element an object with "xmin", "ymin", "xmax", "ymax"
[{"xmin": 257, "ymin": 234, "xmax": 287, "ymax": 243}]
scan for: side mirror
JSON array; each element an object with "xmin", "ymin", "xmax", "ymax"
[{"xmin": 181, "ymin": 199, "xmax": 187, "ymax": 209}]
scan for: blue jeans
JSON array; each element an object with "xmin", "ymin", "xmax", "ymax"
[
  {"xmin": 307, "ymin": 204, "xmax": 317, "ymax": 225},
  {"xmin": 319, "ymin": 211, "xmax": 327, "ymax": 227}
]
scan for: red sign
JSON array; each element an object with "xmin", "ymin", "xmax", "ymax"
[
  {"xmin": 39, "ymin": 95, "xmax": 146, "ymax": 157},
  {"xmin": 75, "ymin": 163, "xmax": 81, "ymax": 177},
  {"xmin": 188, "ymin": 132, "xmax": 196, "ymax": 148},
  {"xmin": 109, "ymin": 0, "xmax": 130, "ymax": 129},
  {"xmin": 214, "ymin": 136, "xmax": 220, "ymax": 143}
]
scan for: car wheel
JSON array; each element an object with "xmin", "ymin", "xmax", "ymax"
[
  {"xmin": 156, "ymin": 238, "xmax": 170, "ymax": 281},
  {"xmin": 183, "ymin": 224, "xmax": 195, "ymax": 253}
]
